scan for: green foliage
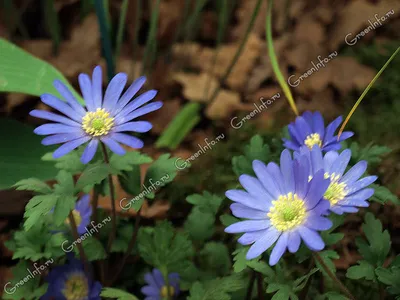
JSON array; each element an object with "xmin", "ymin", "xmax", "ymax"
[
  {"xmin": 199, "ymin": 242, "xmax": 232, "ymax": 276},
  {"xmin": 345, "ymin": 141, "xmax": 391, "ymax": 166},
  {"xmin": 376, "ymin": 265, "xmax": 400, "ymax": 297},
  {"xmin": 320, "ymin": 214, "xmax": 345, "ymax": 246},
  {"xmin": 370, "ymin": 184, "xmax": 399, "ymax": 205},
  {"xmin": 42, "ymin": 150, "xmax": 86, "ymax": 174},
  {"xmin": 110, "ymin": 151, "xmax": 152, "ymax": 174},
  {"xmin": 13, "ymin": 178, "xmax": 52, "ymax": 194},
  {"xmin": 75, "ymin": 161, "xmax": 110, "ymax": 191},
  {"xmin": 186, "ymin": 192, "xmax": 224, "ymax": 215},
  {"xmin": 143, "ymin": 154, "xmax": 179, "ymax": 189},
  {"xmin": 79, "ymin": 236, "xmax": 107, "ymax": 261},
  {"xmin": 185, "ymin": 207, "xmax": 215, "ymax": 242},
  {"xmin": 315, "ymin": 250, "xmax": 340, "ymax": 279},
  {"xmin": 100, "ymin": 288, "xmax": 139, "ymax": 300},
  {"xmin": 111, "ymin": 223, "xmax": 134, "ymax": 253}
]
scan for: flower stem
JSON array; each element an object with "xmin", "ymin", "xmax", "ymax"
[
  {"xmin": 68, "ymin": 211, "xmax": 90, "ymax": 274},
  {"xmin": 313, "ymin": 252, "xmax": 356, "ymax": 300},
  {"xmin": 108, "ymin": 208, "xmax": 142, "ymax": 285},
  {"xmin": 245, "ymin": 271, "xmax": 256, "ymax": 300},
  {"xmin": 256, "ymin": 272, "xmax": 264, "ymax": 300},
  {"xmin": 100, "ymin": 143, "xmax": 117, "ymax": 253}
]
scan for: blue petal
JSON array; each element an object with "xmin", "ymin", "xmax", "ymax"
[
  {"xmin": 305, "ymin": 169, "xmax": 329, "ymax": 210},
  {"xmin": 345, "ymin": 176, "xmax": 377, "ymax": 195},
  {"xmin": 336, "ymin": 206, "xmax": 359, "ymax": 213},
  {"xmin": 266, "ymin": 162, "xmax": 285, "ymax": 195},
  {"xmin": 337, "ymin": 131, "xmax": 354, "ymax": 141},
  {"xmin": 92, "ymin": 66, "xmax": 103, "ymax": 109},
  {"xmin": 323, "ymin": 151, "xmax": 339, "ymax": 174},
  {"xmin": 109, "ymin": 133, "xmax": 144, "ymax": 149},
  {"xmin": 295, "ymin": 116, "xmax": 312, "ymax": 140},
  {"xmin": 100, "ymin": 137, "xmax": 126, "ymax": 155},
  {"xmin": 283, "ymin": 139, "xmax": 300, "ymax": 151},
  {"xmin": 78, "ymin": 73, "xmax": 95, "ymax": 111},
  {"xmin": 225, "ymin": 189, "xmax": 268, "ymax": 211},
  {"xmin": 310, "ymin": 145, "xmax": 324, "ymax": 174},
  {"xmin": 116, "ymin": 90, "xmax": 158, "ymax": 118},
  {"xmin": 280, "ymin": 150, "xmax": 295, "ymax": 194},
  {"xmin": 116, "ymin": 101, "xmax": 163, "ymax": 125},
  {"xmin": 113, "ymin": 121, "xmax": 152, "ymax": 133},
  {"xmin": 323, "ymin": 116, "xmax": 342, "ymax": 144},
  {"xmin": 34, "ymin": 123, "xmax": 82, "ymax": 135},
  {"xmin": 141, "ymin": 286, "xmax": 160, "ymax": 296},
  {"xmin": 53, "ymin": 80, "xmax": 87, "ymax": 116},
  {"xmin": 252, "ymin": 160, "xmax": 281, "ymax": 199},
  {"xmin": 53, "ymin": 136, "xmax": 90, "ymax": 158},
  {"xmin": 113, "ymin": 76, "xmax": 147, "ymax": 115},
  {"xmin": 302, "ymin": 111, "xmax": 313, "ymax": 124},
  {"xmin": 287, "ymin": 231, "xmax": 301, "ymax": 253},
  {"xmin": 225, "ymin": 220, "xmax": 271, "ymax": 233},
  {"xmin": 288, "ymin": 123, "xmax": 303, "ymax": 145},
  {"xmin": 341, "ymin": 188, "xmax": 374, "ymax": 206},
  {"xmin": 30, "ymin": 109, "xmax": 80, "ymax": 127},
  {"xmin": 239, "ymin": 174, "xmax": 271, "ymax": 201},
  {"xmin": 246, "ymin": 227, "xmax": 280, "ymax": 259},
  {"xmin": 152, "ymin": 269, "xmax": 165, "ymax": 287},
  {"xmin": 144, "ymin": 272, "xmax": 159, "ymax": 288},
  {"xmin": 330, "ymin": 149, "xmax": 351, "ymax": 177},
  {"xmin": 293, "ymin": 158, "xmax": 309, "ymax": 199},
  {"xmin": 312, "ymin": 111, "xmax": 325, "ymax": 138},
  {"xmin": 323, "ymin": 143, "xmax": 342, "ymax": 152},
  {"xmin": 269, "ymin": 232, "xmax": 289, "ymax": 265},
  {"xmin": 298, "ymin": 226, "xmax": 325, "ymax": 251},
  {"xmin": 341, "ymin": 161, "xmax": 367, "ymax": 185},
  {"xmin": 103, "ymin": 73, "xmax": 128, "ymax": 111},
  {"xmin": 81, "ymin": 139, "xmax": 99, "ymax": 164},
  {"xmin": 89, "ymin": 281, "xmax": 102, "ymax": 298},
  {"xmin": 230, "ymin": 203, "xmax": 268, "ymax": 219},
  {"xmin": 41, "ymin": 132, "xmax": 85, "ymax": 145},
  {"xmin": 305, "ymin": 215, "xmax": 332, "ymax": 231},
  {"xmin": 312, "ymin": 200, "xmax": 330, "ymax": 215},
  {"xmin": 41, "ymin": 94, "xmax": 84, "ymax": 122},
  {"xmin": 238, "ymin": 229, "xmax": 270, "ymax": 245}
]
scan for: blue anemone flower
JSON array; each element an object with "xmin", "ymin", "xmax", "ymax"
[
  {"xmin": 30, "ymin": 66, "xmax": 163, "ymax": 164},
  {"xmin": 225, "ymin": 150, "xmax": 332, "ymax": 265},
  {"xmin": 42, "ymin": 256, "xmax": 101, "ymax": 300},
  {"xmin": 283, "ymin": 111, "xmax": 353, "ymax": 152},
  {"xmin": 141, "ymin": 269, "xmax": 180, "ymax": 300},
  {"xmin": 297, "ymin": 146, "xmax": 377, "ymax": 215},
  {"xmin": 65, "ymin": 194, "xmax": 92, "ymax": 235}
]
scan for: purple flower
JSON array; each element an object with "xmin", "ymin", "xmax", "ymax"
[
  {"xmin": 283, "ymin": 111, "xmax": 353, "ymax": 152},
  {"xmin": 297, "ymin": 146, "xmax": 377, "ymax": 215},
  {"xmin": 30, "ymin": 66, "xmax": 162, "ymax": 164},
  {"xmin": 65, "ymin": 194, "xmax": 92, "ymax": 235},
  {"xmin": 42, "ymin": 255, "xmax": 101, "ymax": 300},
  {"xmin": 225, "ymin": 149, "xmax": 332, "ymax": 265},
  {"xmin": 141, "ymin": 269, "xmax": 180, "ymax": 300}
]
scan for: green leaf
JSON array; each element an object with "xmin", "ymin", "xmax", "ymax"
[
  {"xmin": 42, "ymin": 150, "xmax": 86, "ymax": 174},
  {"xmin": 293, "ymin": 268, "xmax": 318, "ymax": 291},
  {"xmin": 0, "ymin": 118, "xmax": 57, "ymax": 190},
  {"xmin": 346, "ymin": 260, "xmax": 376, "ymax": 281},
  {"xmin": 219, "ymin": 214, "xmax": 239, "ymax": 227},
  {"xmin": 52, "ymin": 195, "xmax": 77, "ymax": 226},
  {"xmin": 13, "ymin": 178, "xmax": 52, "ymax": 194},
  {"xmin": 24, "ymin": 194, "xmax": 58, "ymax": 231},
  {"xmin": 199, "ymin": 242, "xmax": 231, "ymax": 276},
  {"xmin": 184, "ymin": 207, "xmax": 215, "ymax": 242},
  {"xmin": 100, "ymin": 288, "xmax": 139, "ymax": 300},
  {"xmin": 118, "ymin": 165, "xmax": 142, "ymax": 208},
  {"xmin": 246, "ymin": 260, "xmax": 275, "ymax": 278},
  {"xmin": 349, "ymin": 142, "xmax": 391, "ymax": 166},
  {"xmin": 186, "ymin": 192, "xmax": 224, "ymax": 215},
  {"xmin": 111, "ymin": 223, "xmax": 134, "ymax": 253},
  {"xmin": 143, "ymin": 154, "xmax": 178, "ymax": 190},
  {"xmin": 232, "ymin": 135, "xmax": 270, "ymax": 176},
  {"xmin": 78, "ymin": 236, "xmax": 107, "ymax": 261},
  {"xmin": 370, "ymin": 184, "xmax": 399, "ymax": 205},
  {"xmin": 376, "ymin": 266, "xmax": 400, "ymax": 296},
  {"xmin": 321, "ymin": 214, "xmax": 345, "ymax": 246},
  {"xmin": 321, "ymin": 292, "xmax": 348, "ymax": 300},
  {"xmin": 315, "ymin": 250, "xmax": 340, "ymax": 279},
  {"xmin": 267, "ymin": 283, "xmax": 298, "ymax": 300},
  {"xmin": 53, "ymin": 170, "xmax": 75, "ymax": 196},
  {"xmin": 0, "ymin": 38, "xmax": 83, "ymax": 101},
  {"xmin": 75, "ymin": 161, "xmax": 110, "ymax": 191},
  {"xmin": 110, "ymin": 151, "xmax": 152, "ymax": 174},
  {"xmin": 232, "ymin": 247, "xmax": 251, "ymax": 273},
  {"xmin": 356, "ymin": 212, "xmax": 391, "ymax": 266}
]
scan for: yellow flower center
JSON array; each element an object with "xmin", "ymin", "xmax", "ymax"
[
  {"xmin": 160, "ymin": 285, "xmax": 175, "ymax": 298},
  {"xmin": 268, "ymin": 193, "xmax": 307, "ymax": 231},
  {"xmin": 304, "ymin": 133, "xmax": 322, "ymax": 149},
  {"xmin": 65, "ymin": 210, "xmax": 82, "ymax": 227},
  {"xmin": 62, "ymin": 273, "xmax": 89, "ymax": 300},
  {"xmin": 324, "ymin": 172, "xmax": 347, "ymax": 206},
  {"xmin": 82, "ymin": 108, "xmax": 114, "ymax": 136}
]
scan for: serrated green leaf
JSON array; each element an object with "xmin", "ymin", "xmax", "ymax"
[
  {"xmin": 184, "ymin": 208, "xmax": 215, "ymax": 242},
  {"xmin": 111, "ymin": 223, "xmax": 134, "ymax": 253},
  {"xmin": 349, "ymin": 142, "xmax": 391, "ymax": 166},
  {"xmin": 13, "ymin": 178, "xmax": 52, "ymax": 194},
  {"xmin": 100, "ymin": 288, "xmax": 139, "ymax": 300},
  {"xmin": 24, "ymin": 194, "xmax": 58, "ymax": 231},
  {"xmin": 246, "ymin": 260, "xmax": 275, "ymax": 278},
  {"xmin": 143, "ymin": 154, "xmax": 178, "ymax": 190},
  {"xmin": 75, "ymin": 161, "xmax": 110, "ymax": 191},
  {"xmin": 376, "ymin": 266, "xmax": 400, "ymax": 296},
  {"xmin": 219, "ymin": 214, "xmax": 239, "ymax": 227},
  {"xmin": 315, "ymin": 250, "xmax": 340, "ymax": 279},
  {"xmin": 110, "ymin": 151, "xmax": 153, "ymax": 174},
  {"xmin": 52, "ymin": 195, "xmax": 77, "ymax": 226},
  {"xmin": 199, "ymin": 242, "xmax": 231, "ymax": 276},
  {"xmin": 186, "ymin": 191, "xmax": 224, "ymax": 215},
  {"xmin": 370, "ymin": 184, "xmax": 399, "ymax": 205},
  {"xmin": 346, "ymin": 260, "xmax": 376, "ymax": 281},
  {"xmin": 78, "ymin": 236, "xmax": 107, "ymax": 261},
  {"xmin": 232, "ymin": 247, "xmax": 250, "ymax": 273},
  {"xmin": 42, "ymin": 150, "xmax": 86, "ymax": 173},
  {"xmin": 321, "ymin": 292, "xmax": 348, "ymax": 300},
  {"xmin": 53, "ymin": 170, "xmax": 75, "ymax": 196},
  {"xmin": 321, "ymin": 214, "xmax": 345, "ymax": 246}
]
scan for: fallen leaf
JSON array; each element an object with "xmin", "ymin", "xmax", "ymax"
[
  {"xmin": 173, "ymin": 72, "xmax": 219, "ymax": 102},
  {"xmin": 205, "ymin": 89, "xmax": 242, "ymax": 119}
]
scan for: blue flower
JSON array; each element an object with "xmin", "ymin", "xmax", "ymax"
[
  {"xmin": 141, "ymin": 269, "xmax": 180, "ymax": 300},
  {"xmin": 283, "ymin": 111, "xmax": 353, "ymax": 152},
  {"xmin": 42, "ymin": 256, "xmax": 101, "ymax": 300},
  {"xmin": 65, "ymin": 194, "xmax": 92, "ymax": 235},
  {"xmin": 297, "ymin": 146, "xmax": 377, "ymax": 215},
  {"xmin": 30, "ymin": 66, "xmax": 162, "ymax": 164},
  {"xmin": 225, "ymin": 150, "xmax": 332, "ymax": 265}
]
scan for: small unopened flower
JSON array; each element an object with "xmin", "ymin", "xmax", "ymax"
[
  {"xmin": 283, "ymin": 111, "xmax": 353, "ymax": 152},
  {"xmin": 42, "ymin": 255, "xmax": 101, "ymax": 300},
  {"xmin": 225, "ymin": 150, "xmax": 332, "ymax": 265},
  {"xmin": 298, "ymin": 146, "xmax": 377, "ymax": 215},
  {"xmin": 141, "ymin": 269, "xmax": 180, "ymax": 300},
  {"xmin": 30, "ymin": 66, "xmax": 162, "ymax": 164},
  {"xmin": 64, "ymin": 194, "xmax": 92, "ymax": 235}
]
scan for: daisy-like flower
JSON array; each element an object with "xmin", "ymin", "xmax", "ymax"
[
  {"xmin": 30, "ymin": 66, "xmax": 162, "ymax": 164},
  {"xmin": 141, "ymin": 268, "xmax": 180, "ymax": 300},
  {"xmin": 225, "ymin": 150, "xmax": 332, "ymax": 265},
  {"xmin": 42, "ymin": 255, "xmax": 101, "ymax": 300},
  {"xmin": 283, "ymin": 111, "xmax": 354, "ymax": 152},
  {"xmin": 298, "ymin": 146, "xmax": 377, "ymax": 215},
  {"xmin": 65, "ymin": 194, "xmax": 92, "ymax": 235}
]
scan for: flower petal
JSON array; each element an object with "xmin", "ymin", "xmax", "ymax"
[
  {"xmin": 280, "ymin": 149, "xmax": 295, "ymax": 194},
  {"xmin": 230, "ymin": 203, "xmax": 268, "ymax": 219},
  {"xmin": 115, "ymin": 101, "xmax": 163, "ymax": 125},
  {"xmin": 269, "ymin": 232, "xmax": 289, "ymax": 265},
  {"xmin": 30, "ymin": 110, "xmax": 81, "ymax": 127},
  {"xmin": 225, "ymin": 190, "xmax": 268, "ymax": 211},
  {"xmin": 41, "ymin": 94, "xmax": 83, "ymax": 122},
  {"xmin": 225, "ymin": 220, "xmax": 271, "ymax": 233},
  {"xmin": 312, "ymin": 111, "xmax": 324, "ymax": 138},
  {"xmin": 53, "ymin": 136, "xmax": 90, "ymax": 158},
  {"xmin": 41, "ymin": 132, "xmax": 85, "ymax": 145},
  {"xmin": 305, "ymin": 169, "xmax": 330, "ymax": 210},
  {"xmin": 287, "ymin": 231, "xmax": 301, "ymax": 253},
  {"xmin": 252, "ymin": 160, "xmax": 281, "ymax": 199},
  {"xmin": 323, "ymin": 151, "xmax": 339, "ymax": 173},
  {"xmin": 330, "ymin": 149, "xmax": 351, "ymax": 177},
  {"xmin": 78, "ymin": 73, "xmax": 95, "ymax": 111},
  {"xmin": 298, "ymin": 226, "xmax": 325, "ymax": 251},
  {"xmin": 141, "ymin": 286, "xmax": 159, "ymax": 296},
  {"xmin": 246, "ymin": 227, "xmax": 280, "ymax": 259},
  {"xmin": 323, "ymin": 116, "xmax": 342, "ymax": 144},
  {"xmin": 238, "ymin": 229, "xmax": 270, "ymax": 245},
  {"xmin": 100, "ymin": 136, "xmax": 126, "ymax": 155},
  {"xmin": 81, "ymin": 139, "xmax": 99, "ymax": 164},
  {"xmin": 113, "ymin": 76, "xmax": 147, "ymax": 115},
  {"xmin": 103, "ymin": 73, "xmax": 128, "ymax": 111},
  {"xmin": 340, "ymin": 188, "xmax": 374, "ymax": 206},
  {"xmin": 34, "ymin": 124, "xmax": 82, "ymax": 135},
  {"xmin": 239, "ymin": 174, "xmax": 270, "ymax": 200},
  {"xmin": 341, "ymin": 161, "xmax": 367, "ymax": 185},
  {"xmin": 305, "ymin": 215, "xmax": 332, "ymax": 231},
  {"xmin": 116, "ymin": 90, "xmax": 158, "ymax": 118},
  {"xmin": 53, "ymin": 80, "xmax": 86, "ymax": 116},
  {"xmin": 109, "ymin": 133, "xmax": 144, "ymax": 149},
  {"xmin": 345, "ymin": 176, "xmax": 377, "ymax": 195},
  {"xmin": 113, "ymin": 121, "xmax": 152, "ymax": 133},
  {"xmin": 92, "ymin": 66, "xmax": 103, "ymax": 108}
]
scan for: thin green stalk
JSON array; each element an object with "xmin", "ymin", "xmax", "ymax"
[
  {"xmin": 338, "ymin": 46, "xmax": 400, "ymax": 138},
  {"xmin": 115, "ymin": 0, "xmax": 129, "ymax": 60},
  {"xmin": 43, "ymin": 0, "xmax": 61, "ymax": 55},
  {"xmin": 94, "ymin": 0, "xmax": 115, "ymax": 80},
  {"xmin": 68, "ymin": 211, "xmax": 90, "ymax": 274},
  {"xmin": 131, "ymin": 0, "xmax": 142, "ymax": 78},
  {"xmin": 80, "ymin": 0, "xmax": 94, "ymax": 20},
  {"xmin": 266, "ymin": 0, "xmax": 298, "ymax": 115},
  {"xmin": 208, "ymin": 0, "xmax": 263, "ymax": 104},
  {"xmin": 172, "ymin": 0, "xmax": 192, "ymax": 44},
  {"xmin": 3, "ymin": 0, "xmax": 29, "ymax": 39},
  {"xmin": 184, "ymin": 0, "xmax": 208, "ymax": 42},
  {"xmin": 142, "ymin": 0, "xmax": 161, "ymax": 75}
]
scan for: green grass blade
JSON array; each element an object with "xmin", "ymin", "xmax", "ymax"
[
  {"xmin": 208, "ymin": 0, "xmax": 263, "ymax": 104},
  {"xmin": 80, "ymin": 0, "xmax": 94, "ymax": 20},
  {"xmin": 155, "ymin": 103, "xmax": 202, "ymax": 149},
  {"xmin": 338, "ymin": 46, "xmax": 400, "ymax": 138},
  {"xmin": 142, "ymin": 0, "xmax": 161, "ymax": 75},
  {"xmin": 115, "ymin": 0, "xmax": 129, "ymax": 60},
  {"xmin": 184, "ymin": 0, "xmax": 208, "ymax": 41},
  {"xmin": 94, "ymin": 0, "xmax": 115, "ymax": 80},
  {"xmin": 0, "ymin": 38, "xmax": 83, "ymax": 103},
  {"xmin": 172, "ymin": 0, "xmax": 192, "ymax": 44},
  {"xmin": 266, "ymin": 0, "xmax": 298, "ymax": 115},
  {"xmin": 131, "ymin": 0, "xmax": 142, "ymax": 78},
  {"xmin": 43, "ymin": 0, "xmax": 61, "ymax": 54}
]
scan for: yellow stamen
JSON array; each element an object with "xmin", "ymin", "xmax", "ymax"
[
  {"xmin": 160, "ymin": 285, "xmax": 175, "ymax": 298},
  {"xmin": 268, "ymin": 193, "xmax": 307, "ymax": 231},
  {"xmin": 304, "ymin": 133, "xmax": 322, "ymax": 149},
  {"xmin": 65, "ymin": 210, "xmax": 82, "ymax": 227},
  {"xmin": 62, "ymin": 273, "xmax": 89, "ymax": 300},
  {"xmin": 82, "ymin": 108, "xmax": 114, "ymax": 136},
  {"xmin": 324, "ymin": 172, "xmax": 347, "ymax": 206}
]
